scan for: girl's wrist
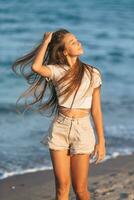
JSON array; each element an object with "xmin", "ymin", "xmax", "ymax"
[
  {"xmin": 42, "ymin": 39, "xmax": 50, "ymax": 45},
  {"xmin": 42, "ymin": 40, "xmax": 49, "ymax": 47},
  {"xmin": 98, "ymin": 138, "xmax": 105, "ymax": 144}
]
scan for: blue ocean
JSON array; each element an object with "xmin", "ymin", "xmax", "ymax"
[{"xmin": 0, "ymin": 0, "xmax": 134, "ymax": 180}]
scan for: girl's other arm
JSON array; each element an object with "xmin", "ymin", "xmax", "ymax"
[
  {"xmin": 91, "ymin": 86, "xmax": 106, "ymax": 164},
  {"xmin": 91, "ymin": 87, "xmax": 105, "ymax": 144}
]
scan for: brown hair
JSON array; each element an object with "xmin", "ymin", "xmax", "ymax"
[{"xmin": 12, "ymin": 28, "xmax": 100, "ymax": 117}]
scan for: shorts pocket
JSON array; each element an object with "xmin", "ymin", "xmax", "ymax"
[{"xmin": 80, "ymin": 120, "xmax": 91, "ymax": 130}]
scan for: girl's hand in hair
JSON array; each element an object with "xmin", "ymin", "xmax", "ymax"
[{"xmin": 43, "ymin": 32, "xmax": 53, "ymax": 44}]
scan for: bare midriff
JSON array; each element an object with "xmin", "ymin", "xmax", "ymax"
[{"xmin": 58, "ymin": 105, "xmax": 91, "ymax": 118}]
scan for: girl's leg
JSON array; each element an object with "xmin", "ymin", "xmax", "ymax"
[
  {"xmin": 49, "ymin": 149, "xmax": 71, "ymax": 200},
  {"xmin": 71, "ymin": 154, "xmax": 90, "ymax": 200}
]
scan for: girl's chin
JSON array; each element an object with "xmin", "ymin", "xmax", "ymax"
[
  {"xmin": 79, "ymin": 50, "xmax": 84, "ymax": 55},
  {"xmin": 80, "ymin": 48, "xmax": 84, "ymax": 53}
]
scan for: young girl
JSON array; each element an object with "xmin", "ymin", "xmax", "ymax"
[{"xmin": 12, "ymin": 28, "xmax": 106, "ymax": 200}]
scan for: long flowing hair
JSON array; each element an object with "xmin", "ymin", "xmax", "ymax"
[{"xmin": 12, "ymin": 28, "xmax": 101, "ymax": 117}]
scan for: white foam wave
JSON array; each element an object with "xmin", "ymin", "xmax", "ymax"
[{"xmin": 0, "ymin": 151, "xmax": 133, "ymax": 180}]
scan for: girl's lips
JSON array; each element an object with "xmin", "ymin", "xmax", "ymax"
[
  {"xmin": 79, "ymin": 47, "xmax": 83, "ymax": 51},
  {"xmin": 78, "ymin": 45, "xmax": 82, "ymax": 50}
]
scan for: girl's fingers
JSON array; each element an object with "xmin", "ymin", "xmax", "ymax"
[
  {"xmin": 95, "ymin": 152, "xmax": 105, "ymax": 164},
  {"xmin": 44, "ymin": 32, "xmax": 53, "ymax": 38},
  {"xmin": 43, "ymin": 32, "xmax": 53, "ymax": 44},
  {"xmin": 91, "ymin": 144, "xmax": 106, "ymax": 164},
  {"xmin": 92, "ymin": 149, "xmax": 98, "ymax": 164},
  {"xmin": 95, "ymin": 155, "xmax": 101, "ymax": 164},
  {"xmin": 94, "ymin": 149, "xmax": 98, "ymax": 158}
]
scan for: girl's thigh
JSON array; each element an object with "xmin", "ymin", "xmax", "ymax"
[
  {"xmin": 49, "ymin": 149, "xmax": 71, "ymax": 186},
  {"xmin": 71, "ymin": 154, "xmax": 90, "ymax": 189}
]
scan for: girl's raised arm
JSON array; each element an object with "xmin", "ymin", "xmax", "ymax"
[{"xmin": 32, "ymin": 32, "xmax": 53, "ymax": 78}]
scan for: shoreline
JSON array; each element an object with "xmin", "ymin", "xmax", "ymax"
[
  {"xmin": 0, "ymin": 153, "xmax": 134, "ymax": 200},
  {"xmin": 0, "ymin": 153, "xmax": 125, "ymax": 181}
]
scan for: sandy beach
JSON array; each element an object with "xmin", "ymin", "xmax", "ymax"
[{"xmin": 0, "ymin": 153, "xmax": 134, "ymax": 200}]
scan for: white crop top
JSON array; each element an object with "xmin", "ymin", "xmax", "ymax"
[{"xmin": 45, "ymin": 64, "xmax": 102, "ymax": 109}]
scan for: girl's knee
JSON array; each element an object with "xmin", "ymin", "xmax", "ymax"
[
  {"xmin": 56, "ymin": 180, "xmax": 70, "ymax": 194},
  {"xmin": 73, "ymin": 186, "xmax": 90, "ymax": 198},
  {"xmin": 56, "ymin": 186, "xmax": 70, "ymax": 199}
]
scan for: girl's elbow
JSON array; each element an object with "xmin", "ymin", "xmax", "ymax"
[
  {"xmin": 31, "ymin": 64, "xmax": 41, "ymax": 72},
  {"xmin": 91, "ymin": 107, "xmax": 102, "ymax": 116}
]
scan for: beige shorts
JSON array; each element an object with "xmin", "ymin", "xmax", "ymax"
[{"xmin": 40, "ymin": 112, "xmax": 96, "ymax": 155}]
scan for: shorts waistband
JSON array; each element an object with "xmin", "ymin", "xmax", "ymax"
[{"xmin": 57, "ymin": 112, "xmax": 90, "ymax": 121}]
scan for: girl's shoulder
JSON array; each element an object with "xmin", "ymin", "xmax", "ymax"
[
  {"xmin": 92, "ymin": 66, "xmax": 102, "ymax": 88},
  {"xmin": 84, "ymin": 64, "xmax": 102, "ymax": 88},
  {"xmin": 92, "ymin": 67, "xmax": 101, "ymax": 75},
  {"xmin": 85, "ymin": 63, "xmax": 101, "ymax": 74},
  {"xmin": 48, "ymin": 63, "xmax": 69, "ymax": 70},
  {"xmin": 46, "ymin": 64, "xmax": 69, "ymax": 82}
]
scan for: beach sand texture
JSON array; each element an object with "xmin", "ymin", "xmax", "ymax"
[{"xmin": 0, "ymin": 154, "xmax": 134, "ymax": 200}]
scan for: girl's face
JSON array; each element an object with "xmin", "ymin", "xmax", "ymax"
[{"xmin": 63, "ymin": 33, "xmax": 84, "ymax": 57}]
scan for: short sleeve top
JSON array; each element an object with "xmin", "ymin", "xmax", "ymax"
[
  {"xmin": 92, "ymin": 67, "xmax": 102, "ymax": 89},
  {"xmin": 45, "ymin": 64, "xmax": 102, "ymax": 109},
  {"xmin": 45, "ymin": 64, "xmax": 68, "ymax": 82}
]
